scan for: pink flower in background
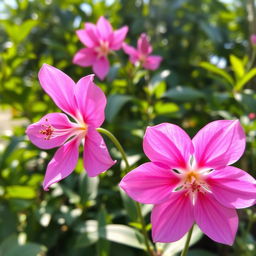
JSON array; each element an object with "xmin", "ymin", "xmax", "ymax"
[
  {"xmin": 26, "ymin": 64, "xmax": 115, "ymax": 190},
  {"xmin": 123, "ymin": 33, "xmax": 162, "ymax": 70},
  {"xmin": 73, "ymin": 16, "xmax": 128, "ymax": 80},
  {"xmin": 250, "ymin": 34, "xmax": 256, "ymax": 45},
  {"xmin": 248, "ymin": 113, "xmax": 256, "ymax": 120},
  {"xmin": 120, "ymin": 120, "xmax": 256, "ymax": 245}
]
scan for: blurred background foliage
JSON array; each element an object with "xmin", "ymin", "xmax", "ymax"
[{"xmin": 0, "ymin": 0, "xmax": 256, "ymax": 255}]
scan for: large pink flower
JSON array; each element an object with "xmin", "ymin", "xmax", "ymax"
[
  {"xmin": 73, "ymin": 16, "xmax": 128, "ymax": 80},
  {"xmin": 120, "ymin": 120, "xmax": 256, "ymax": 245},
  {"xmin": 26, "ymin": 64, "xmax": 115, "ymax": 190},
  {"xmin": 123, "ymin": 33, "xmax": 162, "ymax": 70}
]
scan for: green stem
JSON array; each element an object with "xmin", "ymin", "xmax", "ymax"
[
  {"xmin": 96, "ymin": 128, "xmax": 129, "ymax": 171},
  {"xmin": 135, "ymin": 201, "xmax": 155, "ymax": 256},
  {"xmin": 97, "ymin": 127, "xmax": 154, "ymax": 256},
  {"xmin": 180, "ymin": 225, "xmax": 194, "ymax": 256}
]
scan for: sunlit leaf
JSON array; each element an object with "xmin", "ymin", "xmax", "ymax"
[
  {"xmin": 157, "ymin": 225, "xmax": 203, "ymax": 256},
  {"xmin": 200, "ymin": 62, "xmax": 234, "ymax": 86},
  {"xmin": 230, "ymin": 54, "xmax": 245, "ymax": 79},
  {"xmin": 234, "ymin": 68, "xmax": 256, "ymax": 91},
  {"xmin": 75, "ymin": 221, "xmax": 147, "ymax": 250},
  {"xmin": 5, "ymin": 186, "xmax": 36, "ymax": 199}
]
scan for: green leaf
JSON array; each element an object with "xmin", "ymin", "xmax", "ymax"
[
  {"xmin": 148, "ymin": 70, "xmax": 170, "ymax": 95},
  {"xmin": 234, "ymin": 68, "xmax": 256, "ymax": 91},
  {"xmin": 155, "ymin": 102, "xmax": 179, "ymax": 114},
  {"xmin": 230, "ymin": 55, "xmax": 245, "ymax": 79},
  {"xmin": 158, "ymin": 225, "xmax": 203, "ymax": 256},
  {"xmin": 0, "ymin": 137, "xmax": 23, "ymax": 170},
  {"xmin": 5, "ymin": 243, "xmax": 44, "ymax": 256},
  {"xmin": 97, "ymin": 207, "xmax": 110, "ymax": 256},
  {"xmin": 105, "ymin": 94, "xmax": 133, "ymax": 122},
  {"xmin": 102, "ymin": 224, "xmax": 146, "ymax": 250},
  {"xmin": 120, "ymin": 188, "xmax": 138, "ymax": 222},
  {"xmin": 0, "ymin": 207, "xmax": 16, "ymax": 241},
  {"xmin": 200, "ymin": 23, "xmax": 222, "ymax": 43},
  {"xmin": 0, "ymin": 235, "xmax": 45, "ymax": 256},
  {"xmin": 5, "ymin": 186, "xmax": 36, "ymax": 199},
  {"xmin": 75, "ymin": 221, "xmax": 147, "ymax": 250},
  {"xmin": 200, "ymin": 62, "xmax": 234, "ymax": 86},
  {"xmin": 163, "ymin": 86, "xmax": 205, "ymax": 101},
  {"xmin": 3, "ymin": 20, "xmax": 38, "ymax": 44},
  {"xmin": 75, "ymin": 220, "xmax": 99, "ymax": 248},
  {"xmin": 234, "ymin": 91, "xmax": 256, "ymax": 112},
  {"xmin": 107, "ymin": 64, "xmax": 120, "ymax": 82},
  {"xmin": 79, "ymin": 172, "xmax": 99, "ymax": 205}
]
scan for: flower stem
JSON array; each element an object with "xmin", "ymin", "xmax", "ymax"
[
  {"xmin": 180, "ymin": 225, "xmax": 194, "ymax": 256},
  {"xmin": 135, "ymin": 201, "xmax": 155, "ymax": 256},
  {"xmin": 97, "ymin": 127, "xmax": 154, "ymax": 256},
  {"xmin": 96, "ymin": 127, "xmax": 129, "ymax": 171}
]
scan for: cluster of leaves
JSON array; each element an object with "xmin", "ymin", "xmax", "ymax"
[{"xmin": 0, "ymin": 0, "xmax": 256, "ymax": 255}]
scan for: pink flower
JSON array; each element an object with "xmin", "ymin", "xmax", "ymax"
[
  {"xmin": 249, "ymin": 113, "xmax": 256, "ymax": 120},
  {"xmin": 123, "ymin": 33, "xmax": 162, "ymax": 70},
  {"xmin": 250, "ymin": 34, "xmax": 256, "ymax": 45},
  {"xmin": 73, "ymin": 16, "xmax": 128, "ymax": 80},
  {"xmin": 120, "ymin": 120, "xmax": 256, "ymax": 245},
  {"xmin": 26, "ymin": 64, "xmax": 115, "ymax": 190}
]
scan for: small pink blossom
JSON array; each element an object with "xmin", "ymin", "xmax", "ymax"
[
  {"xmin": 26, "ymin": 64, "xmax": 115, "ymax": 190},
  {"xmin": 73, "ymin": 16, "xmax": 128, "ymax": 80},
  {"xmin": 250, "ymin": 34, "xmax": 256, "ymax": 45},
  {"xmin": 123, "ymin": 33, "xmax": 162, "ymax": 70},
  {"xmin": 120, "ymin": 120, "xmax": 256, "ymax": 245},
  {"xmin": 248, "ymin": 112, "xmax": 256, "ymax": 120}
]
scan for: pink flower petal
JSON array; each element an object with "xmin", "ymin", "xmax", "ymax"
[
  {"xmin": 73, "ymin": 48, "xmax": 97, "ymax": 67},
  {"xmin": 76, "ymin": 28, "xmax": 98, "ymax": 48},
  {"xmin": 119, "ymin": 162, "xmax": 181, "ymax": 204},
  {"xmin": 137, "ymin": 33, "xmax": 152, "ymax": 55},
  {"xmin": 143, "ymin": 55, "xmax": 162, "ymax": 70},
  {"xmin": 122, "ymin": 43, "xmax": 139, "ymax": 64},
  {"xmin": 43, "ymin": 138, "xmax": 80, "ymax": 190},
  {"xmin": 84, "ymin": 22, "xmax": 100, "ymax": 46},
  {"xmin": 143, "ymin": 123, "xmax": 194, "ymax": 169},
  {"xmin": 192, "ymin": 120, "xmax": 246, "ymax": 169},
  {"xmin": 26, "ymin": 113, "xmax": 75, "ymax": 150},
  {"xmin": 207, "ymin": 166, "xmax": 256, "ymax": 209},
  {"xmin": 110, "ymin": 26, "xmax": 129, "ymax": 50},
  {"xmin": 250, "ymin": 34, "xmax": 256, "ymax": 45},
  {"xmin": 83, "ymin": 128, "xmax": 116, "ymax": 177},
  {"xmin": 96, "ymin": 16, "xmax": 113, "ymax": 40},
  {"xmin": 151, "ymin": 191, "xmax": 194, "ymax": 242},
  {"xmin": 194, "ymin": 193, "xmax": 238, "ymax": 245},
  {"xmin": 38, "ymin": 64, "xmax": 77, "ymax": 118},
  {"xmin": 92, "ymin": 57, "xmax": 110, "ymax": 80},
  {"xmin": 75, "ymin": 75, "xmax": 106, "ymax": 127}
]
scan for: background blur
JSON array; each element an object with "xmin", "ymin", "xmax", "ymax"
[{"xmin": 0, "ymin": 0, "xmax": 256, "ymax": 255}]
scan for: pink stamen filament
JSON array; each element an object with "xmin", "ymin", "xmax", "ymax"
[
  {"xmin": 138, "ymin": 53, "xmax": 147, "ymax": 63},
  {"xmin": 95, "ymin": 40, "xmax": 110, "ymax": 58},
  {"xmin": 39, "ymin": 119, "xmax": 88, "ymax": 140},
  {"xmin": 174, "ymin": 169, "xmax": 211, "ymax": 204}
]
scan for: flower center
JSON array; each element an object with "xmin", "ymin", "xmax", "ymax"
[
  {"xmin": 177, "ymin": 170, "xmax": 210, "ymax": 204},
  {"xmin": 138, "ymin": 53, "xmax": 146, "ymax": 64},
  {"xmin": 40, "ymin": 123, "xmax": 54, "ymax": 140},
  {"xmin": 95, "ymin": 40, "xmax": 110, "ymax": 58},
  {"xmin": 39, "ymin": 118, "xmax": 88, "ymax": 140}
]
